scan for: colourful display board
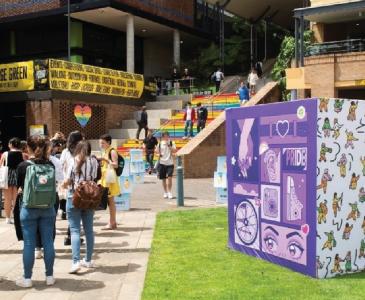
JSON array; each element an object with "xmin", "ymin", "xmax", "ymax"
[{"xmin": 226, "ymin": 98, "xmax": 365, "ymax": 278}]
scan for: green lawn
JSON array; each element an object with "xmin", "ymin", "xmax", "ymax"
[{"xmin": 142, "ymin": 208, "xmax": 365, "ymax": 300}]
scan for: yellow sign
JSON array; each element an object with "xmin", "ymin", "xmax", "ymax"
[
  {"xmin": 0, "ymin": 61, "xmax": 34, "ymax": 92},
  {"xmin": 49, "ymin": 59, "xmax": 144, "ymax": 98}
]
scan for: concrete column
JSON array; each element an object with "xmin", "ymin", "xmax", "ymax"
[
  {"xmin": 126, "ymin": 14, "xmax": 135, "ymax": 73},
  {"xmin": 173, "ymin": 29, "xmax": 180, "ymax": 68}
]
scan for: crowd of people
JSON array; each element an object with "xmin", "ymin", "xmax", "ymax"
[{"xmin": 0, "ymin": 131, "xmax": 135, "ymax": 287}]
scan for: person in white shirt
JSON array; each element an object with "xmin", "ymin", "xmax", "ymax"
[
  {"xmin": 213, "ymin": 68, "xmax": 224, "ymax": 93},
  {"xmin": 247, "ymin": 67, "xmax": 259, "ymax": 95},
  {"xmin": 156, "ymin": 131, "xmax": 177, "ymax": 199}
]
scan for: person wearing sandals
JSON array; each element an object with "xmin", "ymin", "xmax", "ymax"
[
  {"xmin": 63, "ymin": 140, "xmax": 99, "ymax": 274},
  {"xmin": 99, "ymin": 134, "xmax": 120, "ymax": 230},
  {"xmin": 0, "ymin": 137, "xmax": 23, "ymax": 224}
]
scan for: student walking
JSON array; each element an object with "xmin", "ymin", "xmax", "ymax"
[
  {"xmin": 156, "ymin": 131, "xmax": 176, "ymax": 200},
  {"xmin": 196, "ymin": 102, "xmax": 208, "ymax": 133},
  {"xmin": 0, "ymin": 137, "xmax": 23, "ymax": 224},
  {"xmin": 213, "ymin": 68, "xmax": 224, "ymax": 93},
  {"xmin": 143, "ymin": 129, "xmax": 158, "ymax": 174},
  {"xmin": 237, "ymin": 81, "xmax": 250, "ymax": 105},
  {"xmin": 136, "ymin": 106, "xmax": 148, "ymax": 140},
  {"xmin": 248, "ymin": 68, "xmax": 259, "ymax": 95},
  {"xmin": 63, "ymin": 140, "xmax": 99, "ymax": 274},
  {"xmin": 183, "ymin": 102, "xmax": 196, "ymax": 139},
  {"xmin": 15, "ymin": 135, "xmax": 56, "ymax": 288},
  {"xmin": 99, "ymin": 134, "xmax": 120, "ymax": 230}
]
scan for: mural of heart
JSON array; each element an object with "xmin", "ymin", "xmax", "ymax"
[
  {"xmin": 74, "ymin": 105, "xmax": 92, "ymax": 128},
  {"xmin": 276, "ymin": 120, "xmax": 290, "ymax": 138}
]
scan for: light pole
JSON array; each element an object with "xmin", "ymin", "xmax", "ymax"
[{"xmin": 67, "ymin": 0, "xmax": 71, "ymax": 61}]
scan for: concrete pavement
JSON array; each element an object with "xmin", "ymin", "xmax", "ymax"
[{"xmin": 0, "ymin": 176, "xmax": 220, "ymax": 300}]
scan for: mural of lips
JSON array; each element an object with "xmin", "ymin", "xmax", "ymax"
[{"xmin": 74, "ymin": 105, "xmax": 92, "ymax": 128}]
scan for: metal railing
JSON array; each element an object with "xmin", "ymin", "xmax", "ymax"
[
  {"xmin": 306, "ymin": 39, "xmax": 365, "ymax": 56},
  {"xmin": 156, "ymin": 78, "xmax": 195, "ymax": 96}
]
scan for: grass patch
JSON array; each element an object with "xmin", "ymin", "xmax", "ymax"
[{"xmin": 142, "ymin": 208, "xmax": 365, "ymax": 300}]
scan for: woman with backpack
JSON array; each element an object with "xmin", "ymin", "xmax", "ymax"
[
  {"xmin": 63, "ymin": 140, "xmax": 99, "ymax": 274},
  {"xmin": 15, "ymin": 135, "xmax": 56, "ymax": 288},
  {"xmin": 0, "ymin": 137, "xmax": 24, "ymax": 224},
  {"xmin": 99, "ymin": 134, "xmax": 120, "ymax": 230}
]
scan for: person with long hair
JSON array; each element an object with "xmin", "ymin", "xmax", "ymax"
[
  {"xmin": 15, "ymin": 135, "xmax": 56, "ymax": 288},
  {"xmin": 0, "ymin": 137, "xmax": 23, "ymax": 224},
  {"xmin": 99, "ymin": 134, "xmax": 120, "ymax": 230},
  {"xmin": 63, "ymin": 140, "xmax": 99, "ymax": 273},
  {"xmin": 60, "ymin": 131, "xmax": 84, "ymax": 244}
]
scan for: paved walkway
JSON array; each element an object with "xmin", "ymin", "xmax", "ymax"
[{"xmin": 0, "ymin": 177, "xmax": 219, "ymax": 300}]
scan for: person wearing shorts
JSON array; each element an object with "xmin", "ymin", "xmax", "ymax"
[{"xmin": 156, "ymin": 131, "xmax": 176, "ymax": 200}]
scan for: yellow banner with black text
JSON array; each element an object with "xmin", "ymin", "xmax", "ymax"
[
  {"xmin": 0, "ymin": 61, "xmax": 34, "ymax": 92},
  {"xmin": 48, "ymin": 59, "xmax": 144, "ymax": 98}
]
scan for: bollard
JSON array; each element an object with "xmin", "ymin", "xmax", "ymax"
[{"xmin": 176, "ymin": 156, "xmax": 184, "ymax": 207}]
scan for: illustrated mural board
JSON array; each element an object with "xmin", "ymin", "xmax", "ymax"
[{"xmin": 226, "ymin": 98, "xmax": 365, "ymax": 278}]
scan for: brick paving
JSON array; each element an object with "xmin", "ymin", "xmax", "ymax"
[{"xmin": 0, "ymin": 176, "xmax": 220, "ymax": 300}]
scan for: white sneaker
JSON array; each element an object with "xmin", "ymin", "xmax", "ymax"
[
  {"xmin": 46, "ymin": 276, "xmax": 56, "ymax": 286},
  {"xmin": 163, "ymin": 193, "xmax": 168, "ymax": 199},
  {"xmin": 5, "ymin": 218, "xmax": 13, "ymax": 224},
  {"xmin": 35, "ymin": 248, "xmax": 43, "ymax": 259},
  {"xmin": 69, "ymin": 262, "xmax": 81, "ymax": 274},
  {"xmin": 15, "ymin": 277, "xmax": 32, "ymax": 288},
  {"xmin": 168, "ymin": 192, "xmax": 173, "ymax": 199},
  {"xmin": 81, "ymin": 258, "xmax": 96, "ymax": 269}
]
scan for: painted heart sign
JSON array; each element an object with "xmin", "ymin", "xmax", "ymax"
[{"xmin": 74, "ymin": 105, "xmax": 92, "ymax": 128}]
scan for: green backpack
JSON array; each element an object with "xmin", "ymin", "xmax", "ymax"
[{"xmin": 23, "ymin": 161, "xmax": 56, "ymax": 209}]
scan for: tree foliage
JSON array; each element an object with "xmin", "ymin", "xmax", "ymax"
[{"xmin": 271, "ymin": 31, "xmax": 313, "ymax": 100}]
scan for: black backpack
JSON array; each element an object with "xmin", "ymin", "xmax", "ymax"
[{"xmin": 109, "ymin": 149, "xmax": 125, "ymax": 177}]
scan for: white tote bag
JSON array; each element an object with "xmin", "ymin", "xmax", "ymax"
[{"xmin": 0, "ymin": 152, "xmax": 9, "ymax": 189}]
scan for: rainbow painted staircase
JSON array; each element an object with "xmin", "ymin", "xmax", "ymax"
[{"xmin": 116, "ymin": 93, "xmax": 240, "ymax": 159}]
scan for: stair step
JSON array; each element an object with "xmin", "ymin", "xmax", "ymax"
[{"xmin": 146, "ymin": 100, "xmax": 184, "ymax": 110}]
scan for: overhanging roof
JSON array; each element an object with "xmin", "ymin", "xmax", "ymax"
[
  {"xmin": 206, "ymin": 0, "xmax": 304, "ymax": 28},
  {"xmin": 294, "ymin": 0, "xmax": 365, "ymax": 23}
]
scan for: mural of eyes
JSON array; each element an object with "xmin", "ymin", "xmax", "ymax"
[
  {"xmin": 288, "ymin": 241, "xmax": 304, "ymax": 260},
  {"xmin": 264, "ymin": 235, "xmax": 278, "ymax": 253}
]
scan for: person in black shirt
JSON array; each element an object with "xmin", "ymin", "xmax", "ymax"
[
  {"xmin": 0, "ymin": 137, "xmax": 23, "ymax": 224},
  {"xmin": 196, "ymin": 102, "xmax": 208, "ymax": 133},
  {"xmin": 143, "ymin": 129, "xmax": 158, "ymax": 174},
  {"xmin": 136, "ymin": 106, "xmax": 148, "ymax": 140}
]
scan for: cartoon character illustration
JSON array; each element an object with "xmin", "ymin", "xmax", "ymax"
[
  {"xmin": 332, "ymin": 118, "xmax": 343, "ymax": 140},
  {"xmin": 349, "ymin": 173, "xmax": 360, "ymax": 190},
  {"xmin": 319, "ymin": 143, "xmax": 332, "ymax": 162},
  {"xmin": 344, "ymin": 251, "xmax": 352, "ymax": 272},
  {"xmin": 319, "ymin": 98, "xmax": 329, "ymax": 113},
  {"xmin": 331, "ymin": 254, "xmax": 343, "ymax": 274},
  {"xmin": 345, "ymin": 130, "xmax": 359, "ymax": 149},
  {"xmin": 359, "ymin": 187, "xmax": 365, "ymax": 203},
  {"xmin": 347, "ymin": 202, "xmax": 360, "ymax": 221},
  {"xmin": 347, "ymin": 101, "xmax": 358, "ymax": 121},
  {"xmin": 359, "ymin": 239, "xmax": 365, "ymax": 259},
  {"xmin": 318, "ymin": 199, "xmax": 328, "ymax": 224},
  {"xmin": 337, "ymin": 154, "xmax": 348, "ymax": 178},
  {"xmin": 332, "ymin": 192, "xmax": 343, "ymax": 217},
  {"xmin": 362, "ymin": 217, "xmax": 365, "ymax": 234},
  {"xmin": 334, "ymin": 99, "xmax": 345, "ymax": 113},
  {"xmin": 316, "ymin": 256, "xmax": 324, "ymax": 277},
  {"xmin": 322, "ymin": 230, "xmax": 337, "ymax": 250},
  {"xmin": 361, "ymin": 156, "xmax": 365, "ymax": 176},
  {"xmin": 322, "ymin": 117, "xmax": 332, "ymax": 138},
  {"xmin": 342, "ymin": 223, "xmax": 353, "ymax": 240},
  {"xmin": 317, "ymin": 169, "xmax": 333, "ymax": 194}
]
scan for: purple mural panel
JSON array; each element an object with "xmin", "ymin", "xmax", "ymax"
[{"xmin": 226, "ymin": 100, "xmax": 318, "ymax": 278}]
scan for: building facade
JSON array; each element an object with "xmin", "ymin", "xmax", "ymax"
[
  {"xmin": 287, "ymin": 0, "xmax": 365, "ymax": 99},
  {"xmin": 0, "ymin": 0, "xmax": 220, "ymax": 147}
]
